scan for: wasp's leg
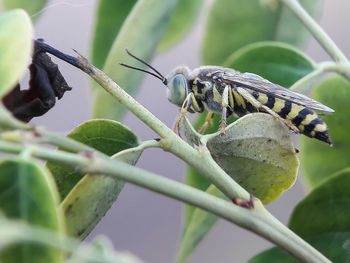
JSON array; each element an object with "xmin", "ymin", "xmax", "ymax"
[
  {"xmin": 236, "ymin": 87, "xmax": 299, "ymax": 133},
  {"xmin": 199, "ymin": 111, "xmax": 214, "ymax": 134},
  {"xmin": 173, "ymin": 92, "xmax": 200, "ymax": 134},
  {"xmin": 219, "ymin": 85, "xmax": 231, "ymax": 134}
]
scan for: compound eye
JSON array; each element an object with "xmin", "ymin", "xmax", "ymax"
[{"xmin": 167, "ymin": 74, "xmax": 188, "ymax": 107}]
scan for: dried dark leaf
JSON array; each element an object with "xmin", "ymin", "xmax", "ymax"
[{"xmin": 2, "ymin": 39, "xmax": 72, "ymax": 122}]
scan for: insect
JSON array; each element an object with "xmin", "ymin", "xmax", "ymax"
[{"xmin": 120, "ymin": 49, "xmax": 334, "ymax": 145}]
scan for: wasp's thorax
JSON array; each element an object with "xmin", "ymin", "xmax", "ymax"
[{"xmin": 166, "ymin": 66, "xmax": 191, "ymax": 107}]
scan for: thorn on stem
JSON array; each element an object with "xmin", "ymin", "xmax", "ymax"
[
  {"xmin": 232, "ymin": 192, "xmax": 255, "ymax": 209},
  {"xmin": 80, "ymin": 150, "xmax": 94, "ymax": 159},
  {"xmin": 32, "ymin": 126, "xmax": 43, "ymax": 137}
]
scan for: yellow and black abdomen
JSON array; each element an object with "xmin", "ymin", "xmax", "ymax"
[{"xmin": 254, "ymin": 92, "xmax": 331, "ymax": 145}]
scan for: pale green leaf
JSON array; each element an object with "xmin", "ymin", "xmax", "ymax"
[
  {"xmin": 46, "ymin": 120, "xmax": 141, "ymax": 239},
  {"xmin": 202, "ymin": 0, "xmax": 321, "ymax": 65},
  {"xmin": 90, "ymin": 0, "xmax": 137, "ymax": 69},
  {"xmin": 186, "ymin": 41, "xmax": 314, "ymax": 224},
  {"xmin": 92, "ymin": 0, "xmax": 178, "ymax": 120},
  {"xmin": 0, "ymin": 9, "xmax": 33, "ymax": 97},
  {"xmin": 251, "ymin": 169, "xmax": 350, "ymax": 262},
  {"xmin": 158, "ymin": 0, "xmax": 203, "ymax": 51},
  {"xmin": 46, "ymin": 119, "xmax": 140, "ymax": 200},
  {"xmin": 289, "ymin": 169, "xmax": 350, "ymax": 238},
  {"xmin": 0, "ymin": 158, "xmax": 64, "ymax": 263},
  {"xmin": 62, "ymin": 146, "xmax": 143, "ymax": 239},
  {"xmin": 181, "ymin": 113, "xmax": 299, "ymax": 204},
  {"xmin": 223, "ymin": 42, "xmax": 316, "ymax": 88},
  {"xmin": 249, "ymin": 232, "xmax": 346, "ymax": 263},
  {"xmin": 2, "ymin": 0, "xmax": 47, "ymax": 18}
]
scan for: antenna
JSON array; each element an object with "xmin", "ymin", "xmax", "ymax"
[{"xmin": 120, "ymin": 49, "xmax": 168, "ymax": 85}]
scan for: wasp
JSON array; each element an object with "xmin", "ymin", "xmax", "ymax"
[{"xmin": 121, "ymin": 49, "xmax": 334, "ymax": 145}]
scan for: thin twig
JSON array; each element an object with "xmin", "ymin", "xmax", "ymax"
[
  {"xmin": 280, "ymin": 0, "xmax": 350, "ymax": 80},
  {"xmin": 0, "ymin": 140, "xmax": 331, "ymax": 263},
  {"xmin": 34, "ymin": 39, "xmax": 250, "ymax": 202},
  {"xmin": 31, "ymin": 40, "xmax": 331, "ymax": 263}
]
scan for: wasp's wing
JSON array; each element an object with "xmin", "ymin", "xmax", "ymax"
[{"xmin": 222, "ymin": 72, "xmax": 335, "ymax": 114}]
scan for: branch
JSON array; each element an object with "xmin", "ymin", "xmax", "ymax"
[
  {"xmin": 280, "ymin": 0, "xmax": 350, "ymax": 80},
  {"xmin": 34, "ymin": 40, "xmax": 249, "ymax": 202},
  {"xmin": 31, "ymin": 40, "xmax": 331, "ymax": 262},
  {"xmin": 0, "ymin": 140, "xmax": 330, "ymax": 263},
  {"xmin": 290, "ymin": 62, "xmax": 339, "ymax": 94}
]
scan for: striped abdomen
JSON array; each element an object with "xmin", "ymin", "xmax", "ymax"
[{"xmin": 254, "ymin": 92, "xmax": 331, "ymax": 145}]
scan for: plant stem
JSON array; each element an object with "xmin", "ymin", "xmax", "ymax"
[
  {"xmin": 82, "ymin": 58, "xmax": 251, "ymax": 199},
  {"xmin": 0, "ymin": 140, "xmax": 330, "ymax": 263},
  {"xmin": 290, "ymin": 62, "xmax": 337, "ymax": 94},
  {"xmin": 31, "ymin": 40, "xmax": 332, "ymax": 262},
  {"xmin": 0, "ymin": 129, "xmax": 111, "ymax": 160},
  {"xmin": 280, "ymin": 0, "xmax": 350, "ymax": 80},
  {"xmin": 34, "ymin": 40, "xmax": 250, "ymax": 201},
  {"xmin": 281, "ymin": 0, "xmax": 346, "ymax": 63}
]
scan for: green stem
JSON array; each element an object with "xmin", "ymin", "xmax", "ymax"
[
  {"xmin": 42, "ymin": 131, "xmax": 112, "ymax": 160},
  {"xmin": 0, "ymin": 129, "xmax": 111, "ymax": 161},
  {"xmin": 0, "ymin": 140, "xmax": 330, "ymax": 263},
  {"xmin": 34, "ymin": 40, "xmax": 249, "ymax": 201},
  {"xmin": 280, "ymin": 0, "xmax": 350, "ymax": 80},
  {"xmin": 75, "ymin": 51, "xmax": 250, "ymax": 201},
  {"xmin": 280, "ymin": 0, "xmax": 347, "ymax": 63},
  {"xmin": 31, "ymin": 41, "xmax": 331, "ymax": 262},
  {"xmin": 137, "ymin": 139, "xmax": 162, "ymax": 149},
  {"xmin": 290, "ymin": 62, "xmax": 335, "ymax": 94}
]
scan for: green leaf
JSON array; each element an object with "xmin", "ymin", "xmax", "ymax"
[
  {"xmin": 223, "ymin": 42, "xmax": 316, "ymax": 88},
  {"xmin": 62, "ymin": 146, "xmax": 143, "ymax": 239},
  {"xmin": 300, "ymin": 76, "xmax": 350, "ymax": 189},
  {"xmin": 46, "ymin": 119, "xmax": 140, "ymax": 200},
  {"xmin": 251, "ymin": 170, "xmax": 350, "ymax": 262},
  {"xmin": 207, "ymin": 113, "xmax": 299, "ymax": 204},
  {"xmin": 185, "ymin": 41, "xmax": 312, "ymax": 222},
  {"xmin": 92, "ymin": 0, "xmax": 178, "ymax": 120},
  {"xmin": 90, "ymin": 0, "xmax": 137, "ymax": 69},
  {"xmin": 181, "ymin": 113, "xmax": 299, "ymax": 204},
  {"xmin": 2, "ymin": 0, "xmax": 47, "ymax": 18},
  {"xmin": 179, "ymin": 113, "xmax": 298, "ymax": 262},
  {"xmin": 289, "ymin": 168, "xmax": 350, "ymax": 238},
  {"xmin": 201, "ymin": 0, "xmax": 321, "ymax": 65},
  {"xmin": 249, "ymin": 232, "xmax": 347, "ymax": 263},
  {"xmin": 0, "ymin": 9, "xmax": 33, "ymax": 98},
  {"xmin": 176, "ymin": 185, "xmax": 225, "ymax": 263},
  {"xmin": 274, "ymin": 0, "xmax": 321, "ymax": 46},
  {"xmin": 0, "ymin": 158, "xmax": 64, "ymax": 263},
  {"xmin": 158, "ymin": 0, "xmax": 203, "ymax": 52},
  {"xmin": 185, "ymin": 41, "xmax": 315, "ymax": 223},
  {"xmin": 183, "ymin": 42, "xmax": 312, "ymax": 256}
]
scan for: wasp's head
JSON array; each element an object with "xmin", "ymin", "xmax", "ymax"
[
  {"xmin": 166, "ymin": 66, "xmax": 190, "ymax": 107},
  {"xmin": 120, "ymin": 49, "xmax": 191, "ymax": 108}
]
